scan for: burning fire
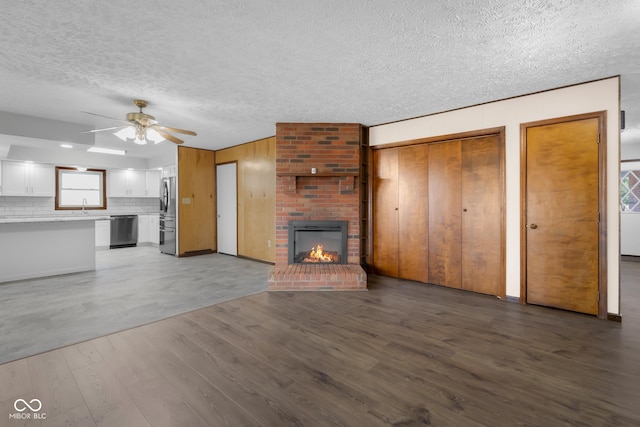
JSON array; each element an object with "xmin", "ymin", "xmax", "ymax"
[{"xmin": 303, "ymin": 243, "xmax": 337, "ymax": 263}]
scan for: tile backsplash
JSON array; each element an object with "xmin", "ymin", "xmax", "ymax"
[{"xmin": 0, "ymin": 197, "xmax": 159, "ymax": 217}]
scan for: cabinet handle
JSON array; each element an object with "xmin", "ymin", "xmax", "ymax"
[{"xmin": 529, "ymin": 223, "xmax": 538, "ymax": 229}]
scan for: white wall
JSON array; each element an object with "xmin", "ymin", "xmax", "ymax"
[
  {"xmin": 621, "ymin": 140, "xmax": 640, "ymax": 160},
  {"xmin": 369, "ymin": 77, "xmax": 621, "ymax": 314},
  {"xmin": 621, "ymin": 214, "xmax": 640, "ymax": 256}
]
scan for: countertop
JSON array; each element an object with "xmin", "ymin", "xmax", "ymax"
[{"xmin": 0, "ymin": 215, "xmax": 112, "ymax": 224}]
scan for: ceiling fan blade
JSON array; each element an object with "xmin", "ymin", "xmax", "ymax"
[
  {"xmin": 155, "ymin": 129, "xmax": 184, "ymax": 145},
  {"xmin": 153, "ymin": 125, "xmax": 197, "ymax": 136},
  {"xmin": 80, "ymin": 126, "xmax": 125, "ymax": 134},
  {"xmin": 81, "ymin": 111, "xmax": 129, "ymax": 124}
]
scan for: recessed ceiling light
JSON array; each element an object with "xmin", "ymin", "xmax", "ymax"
[
  {"xmin": 87, "ymin": 147, "xmax": 126, "ymax": 156},
  {"xmin": 60, "ymin": 144, "xmax": 73, "ymax": 148}
]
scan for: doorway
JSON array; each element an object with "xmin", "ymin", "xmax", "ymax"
[
  {"xmin": 216, "ymin": 162, "xmax": 238, "ymax": 256},
  {"xmin": 521, "ymin": 112, "xmax": 607, "ymax": 318}
]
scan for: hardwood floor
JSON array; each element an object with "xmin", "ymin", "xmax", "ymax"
[{"xmin": 1, "ymin": 263, "xmax": 638, "ymax": 426}]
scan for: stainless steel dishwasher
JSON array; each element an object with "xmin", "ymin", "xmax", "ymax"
[{"xmin": 109, "ymin": 215, "xmax": 138, "ymax": 249}]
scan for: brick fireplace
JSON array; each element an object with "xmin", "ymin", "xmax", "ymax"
[{"xmin": 268, "ymin": 123, "xmax": 367, "ymax": 291}]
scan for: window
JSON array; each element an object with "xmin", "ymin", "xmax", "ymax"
[
  {"xmin": 621, "ymin": 167, "xmax": 640, "ymax": 212},
  {"xmin": 55, "ymin": 167, "xmax": 107, "ymax": 210}
]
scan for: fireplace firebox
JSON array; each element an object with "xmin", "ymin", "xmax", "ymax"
[{"xmin": 288, "ymin": 220, "xmax": 348, "ymax": 264}]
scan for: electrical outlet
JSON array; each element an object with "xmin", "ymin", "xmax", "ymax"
[{"xmin": 267, "ymin": 240, "xmax": 271, "ymax": 248}]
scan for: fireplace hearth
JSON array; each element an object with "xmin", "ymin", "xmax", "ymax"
[{"xmin": 288, "ymin": 220, "xmax": 348, "ymax": 265}]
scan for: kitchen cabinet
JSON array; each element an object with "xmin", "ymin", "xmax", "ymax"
[
  {"xmin": 146, "ymin": 170, "xmax": 161, "ymax": 198},
  {"xmin": 108, "ymin": 169, "xmax": 160, "ymax": 198},
  {"xmin": 95, "ymin": 219, "xmax": 111, "ymax": 249},
  {"xmin": 1, "ymin": 160, "xmax": 55, "ymax": 197},
  {"xmin": 138, "ymin": 214, "xmax": 159, "ymax": 245},
  {"xmin": 163, "ymin": 164, "xmax": 177, "ymax": 178}
]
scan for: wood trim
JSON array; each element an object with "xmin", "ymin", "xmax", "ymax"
[
  {"xmin": 366, "ymin": 145, "xmax": 374, "ymax": 271},
  {"xmin": 215, "ymin": 135, "xmax": 276, "ymax": 154},
  {"xmin": 520, "ymin": 111, "xmax": 608, "ymax": 319},
  {"xmin": 237, "ymin": 254, "xmax": 275, "ymax": 265},
  {"xmin": 498, "ymin": 127, "xmax": 507, "ymax": 301},
  {"xmin": 178, "ymin": 249, "xmax": 215, "ymax": 257},
  {"xmin": 520, "ymin": 123, "xmax": 528, "ymax": 305},
  {"xmin": 371, "ymin": 127, "xmax": 505, "ymax": 150},
  {"xmin": 607, "ymin": 313, "xmax": 622, "ymax": 322},
  {"xmin": 54, "ymin": 166, "xmax": 107, "ymax": 210}
]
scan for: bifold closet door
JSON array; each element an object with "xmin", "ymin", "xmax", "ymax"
[
  {"xmin": 428, "ymin": 141, "xmax": 462, "ymax": 288},
  {"xmin": 461, "ymin": 135, "xmax": 502, "ymax": 295},
  {"xmin": 373, "ymin": 148, "xmax": 399, "ymax": 277},
  {"xmin": 398, "ymin": 145, "xmax": 429, "ymax": 282}
]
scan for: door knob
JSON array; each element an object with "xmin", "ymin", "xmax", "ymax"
[{"xmin": 529, "ymin": 223, "xmax": 538, "ymax": 229}]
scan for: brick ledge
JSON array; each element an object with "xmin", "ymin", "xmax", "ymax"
[{"xmin": 268, "ymin": 264, "xmax": 367, "ymax": 291}]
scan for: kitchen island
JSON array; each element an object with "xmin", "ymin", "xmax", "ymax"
[{"xmin": 0, "ymin": 216, "xmax": 110, "ymax": 283}]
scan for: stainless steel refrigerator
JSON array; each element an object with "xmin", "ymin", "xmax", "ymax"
[{"xmin": 159, "ymin": 177, "xmax": 176, "ymax": 255}]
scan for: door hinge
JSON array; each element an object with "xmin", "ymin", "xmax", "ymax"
[
  {"xmin": 597, "ymin": 212, "xmax": 601, "ymax": 222},
  {"xmin": 598, "ymin": 292, "xmax": 600, "ymax": 302},
  {"xmin": 597, "ymin": 133, "xmax": 600, "ymax": 144}
]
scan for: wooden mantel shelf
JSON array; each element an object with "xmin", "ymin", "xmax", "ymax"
[
  {"xmin": 277, "ymin": 172, "xmax": 359, "ymax": 193},
  {"xmin": 277, "ymin": 172, "xmax": 359, "ymax": 177}
]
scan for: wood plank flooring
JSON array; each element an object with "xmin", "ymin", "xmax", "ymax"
[{"xmin": 0, "ymin": 263, "xmax": 638, "ymax": 426}]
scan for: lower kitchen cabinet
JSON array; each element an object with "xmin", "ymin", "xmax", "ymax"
[
  {"xmin": 138, "ymin": 214, "xmax": 159, "ymax": 245},
  {"xmin": 95, "ymin": 219, "xmax": 111, "ymax": 250}
]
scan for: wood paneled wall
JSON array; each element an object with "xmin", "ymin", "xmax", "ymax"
[
  {"xmin": 216, "ymin": 137, "xmax": 276, "ymax": 263},
  {"xmin": 177, "ymin": 146, "xmax": 216, "ymax": 256}
]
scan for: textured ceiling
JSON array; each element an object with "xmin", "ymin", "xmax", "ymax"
[{"xmin": 0, "ymin": 0, "xmax": 639, "ymax": 158}]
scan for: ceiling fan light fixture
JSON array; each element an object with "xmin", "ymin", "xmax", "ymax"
[
  {"xmin": 114, "ymin": 126, "xmax": 135, "ymax": 141},
  {"xmin": 87, "ymin": 99, "xmax": 194, "ymax": 146},
  {"xmin": 146, "ymin": 128, "xmax": 165, "ymax": 144},
  {"xmin": 134, "ymin": 125, "xmax": 148, "ymax": 145}
]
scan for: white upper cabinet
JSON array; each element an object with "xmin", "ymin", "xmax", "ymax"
[
  {"xmin": 146, "ymin": 170, "xmax": 162, "ymax": 198},
  {"xmin": 1, "ymin": 161, "xmax": 55, "ymax": 197},
  {"xmin": 108, "ymin": 169, "xmax": 161, "ymax": 198}
]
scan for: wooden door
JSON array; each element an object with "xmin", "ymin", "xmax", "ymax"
[
  {"xmin": 428, "ymin": 141, "xmax": 462, "ymax": 288},
  {"xmin": 461, "ymin": 135, "xmax": 503, "ymax": 296},
  {"xmin": 524, "ymin": 117, "xmax": 600, "ymax": 315},
  {"xmin": 178, "ymin": 147, "xmax": 216, "ymax": 255},
  {"xmin": 398, "ymin": 145, "xmax": 429, "ymax": 282},
  {"xmin": 373, "ymin": 148, "xmax": 399, "ymax": 277}
]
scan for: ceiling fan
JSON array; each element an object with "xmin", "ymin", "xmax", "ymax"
[{"xmin": 82, "ymin": 99, "xmax": 196, "ymax": 145}]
